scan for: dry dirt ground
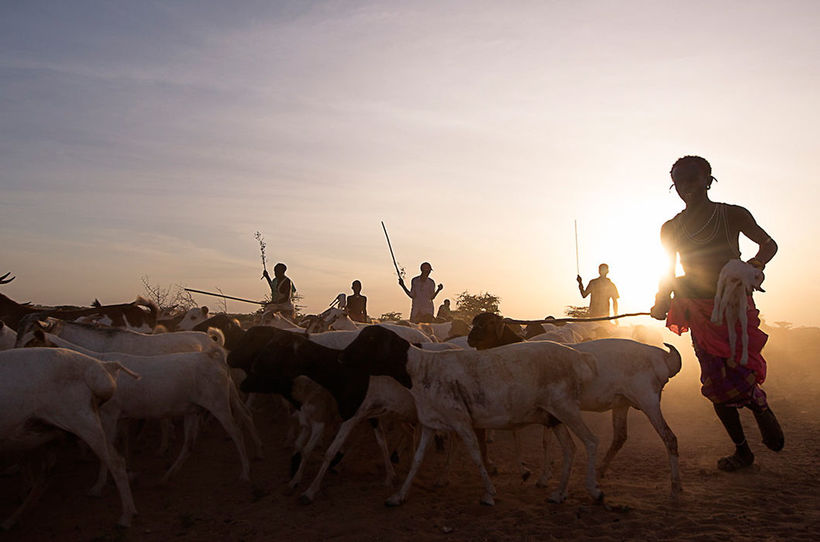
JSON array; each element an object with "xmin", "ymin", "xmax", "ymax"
[{"xmin": 2, "ymin": 327, "xmax": 819, "ymax": 541}]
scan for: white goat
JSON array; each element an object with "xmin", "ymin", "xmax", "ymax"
[
  {"xmin": 17, "ymin": 317, "xmax": 222, "ymax": 354},
  {"xmin": 710, "ymin": 259, "xmax": 765, "ymax": 366},
  {"xmin": 175, "ymin": 306, "xmax": 210, "ymax": 331},
  {"xmin": 24, "ymin": 328, "xmax": 262, "ymax": 489},
  {"xmin": 0, "ymin": 348, "xmax": 138, "ymax": 528},
  {"xmin": 340, "ymin": 325, "xmax": 603, "ymax": 506}
]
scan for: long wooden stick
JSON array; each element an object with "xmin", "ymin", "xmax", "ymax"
[
  {"xmin": 574, "ymin": 219, "xmax": 580, "ymax": 276},
  {"xmin": 381, "ymin": 221, "xmax": 403, "ymax": 280},
  {"xmin": 184, "ymin": 288, "xmax": 265, "ymax": 305},
  {"xmin": 503, "ymin": 312, "xmax": 651, "ymax": 326}
]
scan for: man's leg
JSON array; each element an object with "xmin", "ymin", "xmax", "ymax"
[
  {"xmin": 748, "ymin": 402, "xmax": 785, "ymax": 452},
  {"xmin": 713, "ymin": 403, "xmax": 754, "ymax": 471}
]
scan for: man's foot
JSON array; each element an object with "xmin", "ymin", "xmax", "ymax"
[
  {"xmin": 753, "ymin": 408, "xmax": 784, "ymax": 451},
  {"xmin": 717, "ymin": 448, "xmax": 754, "ymax": 472}
]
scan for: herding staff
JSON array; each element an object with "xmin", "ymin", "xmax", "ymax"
[
  {"xmin": 183, "ymin": 288, "xmax": 265, "ymax": 306},
  {"xmin": 503, "ymin": 312, "xmax": 651, "ymax": 326},
  {"xmin": 574, "ymin": 219, "xmax": 580, "ymax": 276},
  {"xmin": 381, "ymin": 221, "xmax": 403, "ymax": 280}
]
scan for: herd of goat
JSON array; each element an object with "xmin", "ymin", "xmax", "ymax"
[
  {"xmin": 4, "ymin": 255, "xmax": 772, "ymax": 532},
  {"xmin": 0, "ymin": 275, "xmax": 691, "ymax": 531}
]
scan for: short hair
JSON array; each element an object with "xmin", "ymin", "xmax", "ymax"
[
  {"xmin": 670, "ymin": 155, "xmax": 717, "ymax": 187},
  {"xmin": 274, "ymin": 263, "xmax": 287, "ymax": 273},
  {"xmin": 352, "ymin": 280, "xmax": 361, "ymax": 288},
  {"xmin": 599, "ymin": 263, "xmax": 609, "ymax": 273}
]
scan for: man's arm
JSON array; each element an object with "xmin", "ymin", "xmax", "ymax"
[
  {"xmin": 399, "ymin": 277, "xmax": 412, "ymax": 298},
  {"xmin": 578, "ymin": 277, "xmax": 590, "ymax": 298},
  {"xmin": 733, "ymin": 206, "xmax": 778, "ymax": 267},
  {"xmin": 651, "ymin": 220, "xmax": 678, "ymax": 320},
  {"xmin": 611, "ymin": 283, "xmax": 619, "ymax": 315},
  {"xmin": 431, "ymin": 282, "xmax": 443, "ymax": 300}
]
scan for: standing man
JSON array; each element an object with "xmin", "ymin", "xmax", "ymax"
[
  {"xmin": 399, "ymin": 262, "xmax": 443, "ymax": 323},
  {"xmin": 262, "ymin": 262, "xmax": 296, "ymax": 319},
  {"xmin": 577, "ymin": 263, "xmax": 619, "ymax": 317},
  {"xmin": 347, "ymin": 280, "xmax": 369, "ymax": 323},
  {"xmin": 651, "ymin": 155, "xmax": 783, "ymax": 472}
]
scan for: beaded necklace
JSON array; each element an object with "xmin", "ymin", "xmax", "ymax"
[{"xmin": 679, "ymin": 203, "xmax": 725, "ymax": 245}]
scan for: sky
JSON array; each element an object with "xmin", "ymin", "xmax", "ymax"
[{"xmin": 1, "ymin": 1, "xmax": 818, "ymax": 326}]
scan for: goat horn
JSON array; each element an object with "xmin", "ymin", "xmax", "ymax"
[{"xmin": 0, "ymin": 272, "xmax": 15, "ymax": 284}]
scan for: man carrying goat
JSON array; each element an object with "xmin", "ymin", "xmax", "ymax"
[{"xmin": 651, "ymin": 155, "xmax": 783, "ymax": 472}]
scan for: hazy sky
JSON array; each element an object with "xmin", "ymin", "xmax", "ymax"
[{"xmin": 2, "ymin": 1, "xmax": 818, "ymax": 326}]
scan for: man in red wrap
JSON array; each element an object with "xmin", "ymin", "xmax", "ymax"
[{"xmin": 651, "ymin": 155, "xmax": 784, "ymax": 472}]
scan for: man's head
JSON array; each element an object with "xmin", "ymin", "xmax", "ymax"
[
  {"xmin": 670, "ymin": 155, "xmax": 715, "ymax": 204},
  {"xmin": 351, "ymin": 280, "xmax": 362, "ymax": 294},
  {"xmin": 598, "ymin": 263, "xmax": 609, "ymax": 277},
  {"xmin": 443, "ymin": 299, "xmax": 450, "ymax": 307},
  {"xmin": 420, "ymin": 262, "xmax": 432, "ymax": 275},
  {"xmin": 274, "ymin": 263, "xmax": 287, "ymax": 276}
]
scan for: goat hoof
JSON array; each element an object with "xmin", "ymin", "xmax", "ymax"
[
  {"xmin": 480, "ymin": 494, "xmax": 495, "ymax": 506},
  {"xmin": 548, "ymin": 491, "xmax": 567, "ymax": 503},
  {"xmin": 385, "ymin": 495, "xmax": 404, "ymax": 507},
  {"xmin": 298, "ymin": 493, "xmax": 313, "ymax": 505}
]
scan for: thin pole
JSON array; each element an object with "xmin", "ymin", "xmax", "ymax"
[
  {"xmin": 574, "ymin": 219, "xmax": 580, "ymax": 276},
  {"xmin": 504, "ymin": 312, "xmax": 651, "ymax": 325},
  {"xmin": 183, "ymin": 288, "xmax": 264, "ymax": 305},
  {"xmin": 381, "ymin": 221, "xmax": 403, "ymax": 280}
]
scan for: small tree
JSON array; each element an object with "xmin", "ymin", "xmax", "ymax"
[
  {"xmin": 455, "ymin": 291, "xmax": 500, "ymax": 321},
  {"xmin": 141, "ymin": 275, "xmax": 196, "ymax": 313},
  {"xmin": 379, "ymin": 311, "xmax": 403, "ymax": 322},
  {"xmin": 564, "ymin": 305, "xmax": 590, "ymax": 318}
]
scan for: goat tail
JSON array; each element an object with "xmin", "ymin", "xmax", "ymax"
[
  {"xmin": 663, "ymin": 343, "xmax": 682, "ymax": 379},
  {"xmin": 101, "ymin": 361, "xmax": 141, "ymax": 381}
]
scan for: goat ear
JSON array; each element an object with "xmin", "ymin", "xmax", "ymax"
[{"xmin": 201, "ymin": 306, "xmax": 209, "ymax": 315}]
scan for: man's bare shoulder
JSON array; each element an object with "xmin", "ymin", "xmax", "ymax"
[{"xmin": 722, "ymin": 203, "xmax": 758, "ymax": 226}]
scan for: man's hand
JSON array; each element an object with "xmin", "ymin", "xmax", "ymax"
[
  {"xmin": 650, "ymin": 293, "xmax": 671, "ymax": 321},
  {"xmin": 398, "ymin": 278, "xmax": 405, "ymax": 287},
  {"xmin": 436, "ymin": 283, "xmax": 444, "ymax": 292},
  {"xmin": 576, "ymin": 275, "xmax": 583, "ymax": 285},
  {"xmin": 262, "ymin": 269, "xmax": 269, "ymax": 279}
]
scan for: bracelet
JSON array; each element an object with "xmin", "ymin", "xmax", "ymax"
[{"xmin": 747, "ymin": 258, "xmax": 766, "ymax": 270}]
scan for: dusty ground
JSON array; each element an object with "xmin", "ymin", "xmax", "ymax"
[{"xmin": 2, "ymin": 326, "xmax": 819, "ymax": 541}]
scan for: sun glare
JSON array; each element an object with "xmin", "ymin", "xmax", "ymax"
[{"xmin": 602, "ymin": 236, "xmax": 669, "ymax": 314}]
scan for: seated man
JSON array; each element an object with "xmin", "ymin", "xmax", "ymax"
[{"xmin": 346, "ymin": 280, "xmax": 368, "ymax": 323}]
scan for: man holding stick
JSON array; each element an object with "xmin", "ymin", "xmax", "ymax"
[
  {"xmin": 650, "ymin": 155, "xmax": 783, "ymax": 472},
  {"xmin": 262, "ymin": 263, "xmax": 296, "ymax": 320},
  {"xmin": 399, "ymin": 262, "xmax": 443, "ymax": 324}
]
